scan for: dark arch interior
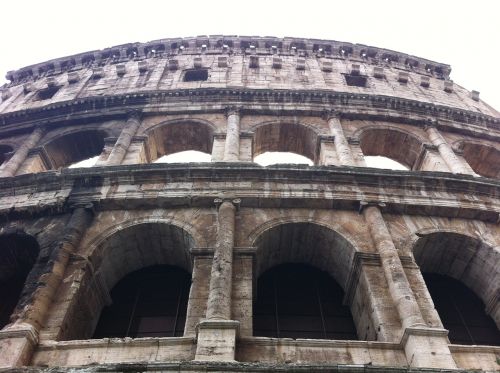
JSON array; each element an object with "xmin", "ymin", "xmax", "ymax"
[
  {"xmin": 147, "ymin": 122, "xmax": 214, "ymax": 162},
  {"xmin": 44, "ymin": 130, "xmax": 107, "ymax": 169},
  {"xmin": 0, "ymin": 233, "xmax": 39, "ymax": 329},
  {"xmin": 360, "ymin": 128, "xmax": 423, "ymax": 169},
  {"xmin": 93, "ymin": 265, "xmax": 191, "ymax": 339},
  {"xmin": 253, "ymin": 263, "xmax": 357, "ymax": 340},
  {"xmin": 0, "ymin": 144, "xmax": 13, "ymax": 165},
  {"xmin": 461, "ymin": 143, "xmax": 500, "ymax": 178},
  {"xmin": 423, "ymin": 273, "xmax": 500, "ymax": 345},
  {"xmin": 253, "ymin": 123, "xmax": 318, "ymax": 163}
]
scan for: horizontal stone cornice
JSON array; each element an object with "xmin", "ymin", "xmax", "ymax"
[
  {"xmin": 0, "ymin": 89, "xmax": 498, "ymax": 139},
  {"xmin": 0, "ymin": 164, "xmax": 498, "ymax": 223}
]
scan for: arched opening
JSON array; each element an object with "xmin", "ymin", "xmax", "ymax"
[
  {"xmin": 359, "ymin": 128, "xmax": 424, "ymax": 170},
  {"xmin": 253, "ymin": 123, "xmax": 318, "ymax": 165},
  {"xmin": 44, "ymin": 130, "xmax": 107, "ymax": 169},
  {"xmin": 0, "ymin": 233, "xmax": 39, "ymax": 329},
  {"xmin": 154, "ymin": 150, "xmax": 211, "ymax": 163},
  {"xmin": 146, "ymin": 121, "xmax": 214, "ymax": 163},
  {"xmin": 0, "ymin": 145, "xmax": 13, "ymax": 166},
  {"xmin": 254, "ymin": 263, "xmax": 357, "ymax": 339},
  {"xmin": 460, "ymin": 143, "xmax": 500, "ymax": 178},
  {"xmin": 93, "ymin": 265, "xmax": 190, "ymax": 338},
  {"xmin": 62, "ymin": 222, "xmax": 194, "ymax": 340},
  {"xmin": 413, "ymin": 232, "xmax": 500, "ymax": 342},
  {"xmin": 68, "ymin": 155, "xmax": 99, "ymax": 168},
  {"xmin": 253, "ymin": 222, "xmax": 361, "ymax": 340},
  {"xmin": 423, "ymin": 273, "xmax": 500, "ymax": 345},
  {"xmin": 364, "ymin": 155, "xmax": 408, "ymax": 170}
]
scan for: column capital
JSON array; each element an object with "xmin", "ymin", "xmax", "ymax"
[
  {"xmin": 359, "ymin": 200, "xmax": 386, "ymax": 213},
  {"xmin": 126, "ymin": 109, "xmax": 142, "ymax": 121},
  {"xmin": 322, "ymin": 109, "xmax": 341, "ymax": 121},
  {"xmin": 423, "ymin": 118, "xmax": 438, "ymax": 131},
  {"xmin": 68, "ymin": 201, "xmax": 95, "ymax": 213},
  {"xmin": 214, "ymin": 197, "xmax": 241, "ymax": 210},
  {"xmin": 225, "ymin": 106, "xmax": 242, "ymax": 117}
]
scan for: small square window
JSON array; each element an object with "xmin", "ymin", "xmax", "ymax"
[
  {"xmin": 35, "ymin": 86, "xmax": 60, "ymax": 101},
  {"xmin": 183, "ymin": 69, "xmax": 208, "ymax": 82},
  {"xmin": 344, "ymin": 74, "xmax": 367, "ymax": 87}
]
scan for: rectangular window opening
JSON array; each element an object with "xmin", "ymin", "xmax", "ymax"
[
  {"xmin": 183, "ymin": 69, "xmax": 208, "ymax": 82},
  {"xmin": 344, "ymin": 74, "xmax": 367, "ymax": 87},
  {"xmin": 35, "ymin": 86, "xmax": 60, "ymax": 101}
]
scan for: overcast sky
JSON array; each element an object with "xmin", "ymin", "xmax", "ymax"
[{"xmin": 1, "ymin": 0, "xmax": 499, "ymax": 111}]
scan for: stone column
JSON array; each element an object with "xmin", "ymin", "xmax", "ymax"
[
  {"xmin": 425, "ymin": 124, "xmax": 472, "ymax": 175},
  {"xmin": 326, "ymin": 112, "xmax": 356, "ymax": 166},
  {"xmin": 223, "ymin": 107, "xmax": 241, "ymax": 162},
  {"xmin": 362, "ymin": 202, "xmax": 456, "ymax": 369},
  {"xmin": 0, "ymin": 126, "xmax": 45, "ymax": 177},
  {"xmin": 0, "ymin": 204, "xmax": 93, "ymax": 368},
  {"xmin": 105, "ymin": 111, "xmax": 142, "ymax": 166},
  {"xmin": 362, "ymin": 203, "xmax": 424, "ymax": 330},
  {"xmin": 195, "ymin": 198, "xmax": 240, "ymax": 361}
]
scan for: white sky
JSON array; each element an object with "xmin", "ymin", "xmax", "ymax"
[{"xmin": 1, "ymin": 0, "xmax": 498, "ymax": 112}]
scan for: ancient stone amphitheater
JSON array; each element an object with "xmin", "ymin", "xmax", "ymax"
[{"xmin": 0, "ymin": 36, "xmax": 499, "ymax": 372}]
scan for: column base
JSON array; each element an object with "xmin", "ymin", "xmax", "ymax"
[
  {"xmin": 0, "ymin": 323, "xmax": 39, "ymax": 368},
  {"xmin": 401, "ymin": 327, "xmax": 457, "ymax": 369},
  {"xmin": 195, "ymin": 319, "xmax": 240, "ymax": 362}
]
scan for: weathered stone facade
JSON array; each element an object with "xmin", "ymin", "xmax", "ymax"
[{"xmin": 0, "ymin": 36, "xmax": 499, "ymax": 372}]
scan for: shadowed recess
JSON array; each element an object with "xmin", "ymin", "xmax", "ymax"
[
  {"xmin": 461, "ymin": 143, "xmax": 500, "ymax": 178},
  {"xmin": 254, "ymin": 263, "xmax": 358, "ymax": 340},
  {"xmin": 0, "ymin": 233, "xmax": 39, "ymax": 328}
]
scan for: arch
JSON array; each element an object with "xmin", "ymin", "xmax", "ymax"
[
  {"xmin": 63, "ymin": 222, "xmax": 195, "ymax": 340},
  {"xmin": 357, "ymin": 126, "xmax": 425, "ymax": 170},
  {"xmin": 0, "ymin": 232, "xmax": 40, "ymax": 329},
  {"xmin": 423, "ymin": 273, "xmax": 500, "ymax": 345},
  {"xmin": 412, "ymin": 231, "xmax": 499, "ymax": 328},
  {"xmin": 92, "ymin": 265, "xmax": 191, "ymax": 339},
  {"xmin": 42, "ymin": 129, "xmax": 108, "ymax": 169},
  {"xmin": 252, "ymin": 222, "xmax": 358, "ymax": 292},
  {"xmin": 252, "ymin": 121, "xmax": 320, "ymax": 163},
  {"xmin": 253, "ymin": 263, "xmax": 358, "ymax": 340},
  {"xmin": 457, "ymin": 140, "xmax": 500, "ymax": 178},
  {"xmin": 0, "ymin": 144, "xmax": 13, "ymax": 166},
  {"xmin": 145, "ymin": 119, "xmax": 216, "ymax": 162}
]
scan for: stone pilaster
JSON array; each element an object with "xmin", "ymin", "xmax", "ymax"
[
  {"xmin": 325, "ymin": 112, "xmax": 356, "ymax": 166},
  {"xmin": 195, "ymin": 198, "xmax": 240, "ymax": 361},
  {"xmin": 223, "ymin": 107, "xmax": 241, "ymax": 162},
  {"xmin": 425, "ymin": 123, "xmax": 473, "ymax": 175},
  {"xmin": 0, "ymin": 126, "xmax": 45, "ymax": 177},
  {"xmin": 20, "ymin": 205, "xmax": 94, "ymax": 331},
  {"xmin": 105, "ymin": 111, "xmax": 142, "ymax": 166}
]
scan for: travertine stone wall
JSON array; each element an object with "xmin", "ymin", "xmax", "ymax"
[{"xmin": 0, "ymin": 36, "xmax": 498, "ymax": 372}]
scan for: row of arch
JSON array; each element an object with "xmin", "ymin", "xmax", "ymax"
[
  {"xmin": 1, "ymin": 119, "xmax": 498, "ymax": 178},
  {"xmin": 1, "ymin": 220, "xmax": 498, "ymax": 346}
]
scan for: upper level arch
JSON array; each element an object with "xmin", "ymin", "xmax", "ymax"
[
  {"xmin": 144, "ymin": 118, "xmax": 216, "ymax": 163},
  {"xmin": 251, "ymin": 121, "xmax": 320, "ymax": 165},
  {"xmin": 356, "ymin": 125, "xmax": 426, "ymax": 170},
  {"xmin": 454, "ymin": 140, "xmax": 500, "ymax": 178},
  {"xmin": 41, "ymin": 128, "xmax": 109, "ymax": 169}
]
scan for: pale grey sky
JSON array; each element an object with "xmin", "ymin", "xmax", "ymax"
[{"xmin": 1, "ymin": 0, "xmax": 499, "ymax": 111}]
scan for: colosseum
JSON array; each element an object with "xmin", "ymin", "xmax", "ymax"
[{"xmin": 0, "ymin": 35, "xmax": 498, "ymax": 372}]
